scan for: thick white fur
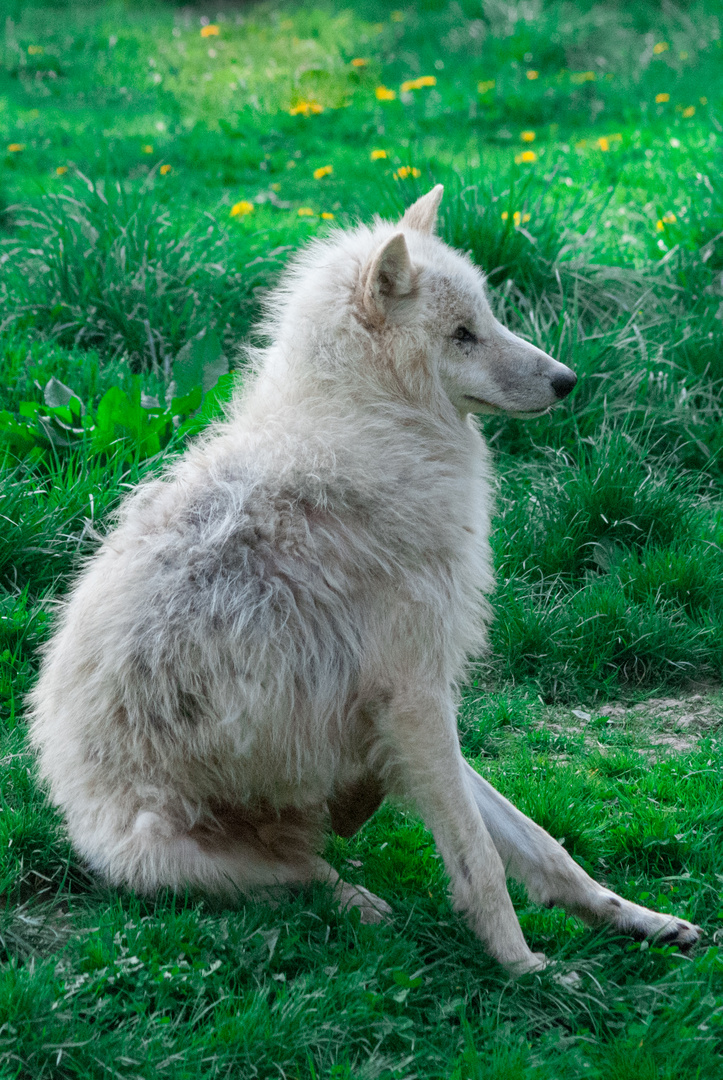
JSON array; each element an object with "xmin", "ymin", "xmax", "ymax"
[{"xmin": 29, "ymin": 187, "xmax": 700, "ymax": 972}]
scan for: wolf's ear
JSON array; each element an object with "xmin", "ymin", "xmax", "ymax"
[
  {"xmin": 363, "ymin": 232, "xmax": 414, "ymax": 317},
  {"xmin": 400, "ymin": 184, "xmax": 444, "ymax": 234}
]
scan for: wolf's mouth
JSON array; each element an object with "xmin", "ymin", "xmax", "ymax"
[
  {"xmin": 463, "ymin": 395, "xmax": 550, "ymax": 419},
  {"xmin": 464, "ymin": 394, "xmax": 497, "ymax": 409}
]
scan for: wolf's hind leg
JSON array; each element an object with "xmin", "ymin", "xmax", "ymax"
[
  {"xmin": 462, "ymin": 762, "xmax": 701, "ymax": 949},
  {"xmin": 102, "ymin": 806, "xmax": 391, "ymax": 923},
  {"xmin": 319, "ymin": 864, "xmax": 393, "ymax": 924}
]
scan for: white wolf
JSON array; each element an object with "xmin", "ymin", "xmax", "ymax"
[{"xmin": 29, "ymin": 186, "xmax": 700, "ymax": 973}]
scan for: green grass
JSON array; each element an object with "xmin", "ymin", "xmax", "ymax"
[{"xmin": 2, "ymin": 0, "xmax": 723, "ymax": 1075}]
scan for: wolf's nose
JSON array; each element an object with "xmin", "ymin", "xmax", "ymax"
[{"xmin": 550, "ymin": 369, "xmax": 577, "ymax": 399}]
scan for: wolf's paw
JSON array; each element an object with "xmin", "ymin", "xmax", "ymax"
[
  {"xmin": 335, "ymin": 881, "xmax": 393, "ymax": 925},
  {"xmin": 611, "ymin": 898, "xmax": 702, "ymax": 951},
  {"xmin": 504, "ymin": 953, "xmax": 582, "ymax": 987},
  {"xmin": 503, "ymin": 950, "xmax": 548, "ymax": 976},
  {"xmin": 581, "ymin": 891, "xmax": 702, "ymax": 953},
  {"xmin": 645, "ymin": 916, "xmax": 702, "ymax": 951}
]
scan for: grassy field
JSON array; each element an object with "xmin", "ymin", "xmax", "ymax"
[{"xmin": 2, "ymin": 0, "xmax": 723, "ymax": 1076}]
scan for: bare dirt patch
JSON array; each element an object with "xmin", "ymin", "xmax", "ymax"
[
  {"xmin": 593, "ymin": 690, "xmax": 722, "ymax": 754},
  {"xmin": 546, "ymin": 689, "xmax": 723, "ymax": 757},
  {"xmin": 515, "ymin": 689, "xmax": 723, "ymax": 761}
]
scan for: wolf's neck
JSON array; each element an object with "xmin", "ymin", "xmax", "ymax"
[{"xmin": 243, "ymin": 339, "xmax": 468, "ymax": 449}]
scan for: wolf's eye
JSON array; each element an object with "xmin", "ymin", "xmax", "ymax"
[{"xmin": 453, "ymin": 326, "xmax": 477, "ymax": 343}]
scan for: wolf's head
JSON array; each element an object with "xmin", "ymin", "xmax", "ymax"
[
  {"xmin": 267, "ymin": 185, "xmax": 576, "ymax": 420},
  {"xmin": 356, "ymin": 184, "xmax": 576, "ymax": 419}
]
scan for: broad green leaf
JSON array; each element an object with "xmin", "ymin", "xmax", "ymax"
[
  {"xmin": 172, "ymin": 329, "xmax": 227, "ymax": 397},
  {"xmin": 391, "ymin": 969, "xmax": 423, "ymax": 989},
  {"xmin": 176, "ymin": 373, "xmax": 237, "ymax": 439},
  {"xmin": 169, "ymin": 385, "xmax": 203, "ymax": 417},
  {"xmin": 44, "ymin": 376, "xmax": 85, "ymax": 414},
  {"xmin": 37, "ymin": 414, "xmax": 75, "ymax": 448},
  {"xmin": 92, "ymin": 384, "xmax": 173, "ymax": 460},
  {"xmin": 0, "ymin": 411, "xmax": 39, "ymax": 456},
  {"xmin": 95, "ymin": 386, "xmax": 132, "ymax": 439},
  {"xmin": 202, "ymin": 371, "xmax": 237, "ymax": 414}
]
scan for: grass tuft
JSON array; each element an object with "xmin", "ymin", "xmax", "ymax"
[{"xmin": 4, "ymin": 176, "xmax": 288, "ymax": 371}]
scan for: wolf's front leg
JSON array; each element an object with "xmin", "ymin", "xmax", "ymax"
[
  {"xmin": 462, "ymin": 761, "xmax": 701, "ymax": 949},
  {"xmin": 382, "ymin": 690, "xmax": 544, "ymax": 973}
]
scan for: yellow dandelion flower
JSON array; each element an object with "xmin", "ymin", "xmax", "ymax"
[
  {"xmin": 394, "ymin": 166, "xmax": 421, "ymax": 179},
  {"xmin": 7, "ymin": 143, "xmax": 25, "ymax": 152},
  {"xmin": 351, "ymin": 58, "xmax": 368, "ymax": 67},
  {"xmin": 160, "ymin": 164, "xmax": 172, "ymax": 175},
  {"xmin": 321, "ymin": 212, "xmax": 335, "ymax": 219},
  {"xmin": 656, "ymin": 220, "xmax": 665, "ymax": 231},
  {"xmin": 570, "ymin": 71, "xmax": 595, "ymax": 84},
  {"xmin": 683, "ymin": 105, "xmax": 695, "ymax": 117},
  {"xmin": 653, "ymin": 42, "xmax": 669, "ymax": 54},
  {"xmin": 201, "ymin": 25, "xmax": 219, "ymax": 37},
  {"xmin": 375, "ymin": 85, "xmax": 396, "ymax": 101},
  {"xmin": 313, "ymin": 165, "xmax": 333, "ymax": 179},
  {"xmin": 55, "ymin": 165, "xmax": 68, "ymax": 175},
  {"xmin": 477, "ymin": 80, "xmax": 495, "ymax": 93},
  {"xmin": 662, "ymin": 212, "xmax": 677, "ymax": 224},
  {"xmin": 655, "ymin": 93, "xmax": 670, "ymax": 103},
  {"xmin": 515, "ymin": 150, "xmax": 537, "ymax": 164},
  {"xmin": 597, "ymin": 137, "xmax": 609, "ymax": 151},
  {"xmin": 28, "ymin": 45, "xmax": 44, "ymax": 55},
  {"xmin": 391, "ymin": 10, "xmax": 403, "ymax": 21},
  {"xmin": 401, "ymin": 77, "xmax": 435, "ymax": 91},
  {"xmin": 526, "ymin": 70, "xmax": 539, "ymax": 80},
  {"xmin": 289, "ymin": 101, "xmax": 324, "ymax": 116},
  {"xmin": 230, "ymin": 201, "xmax": 254, "ymax": 217},
  {"xmin": 142, "ymin": 144, "xmax": 153, "ymax": 154},
  {"xmin": 298, "ymin": 207, "xmax": 315, "ymax": 216},
  {"xmin": 371, "ymin": 149, "xmax": 387, "ymax": 160},
  {"xmin": 520, "ymin": 131, "xmax": 535, "ymax": 142},
  {"xmin": 502, "ymin": 211, "xmax": 530, "ymax": 225}
]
